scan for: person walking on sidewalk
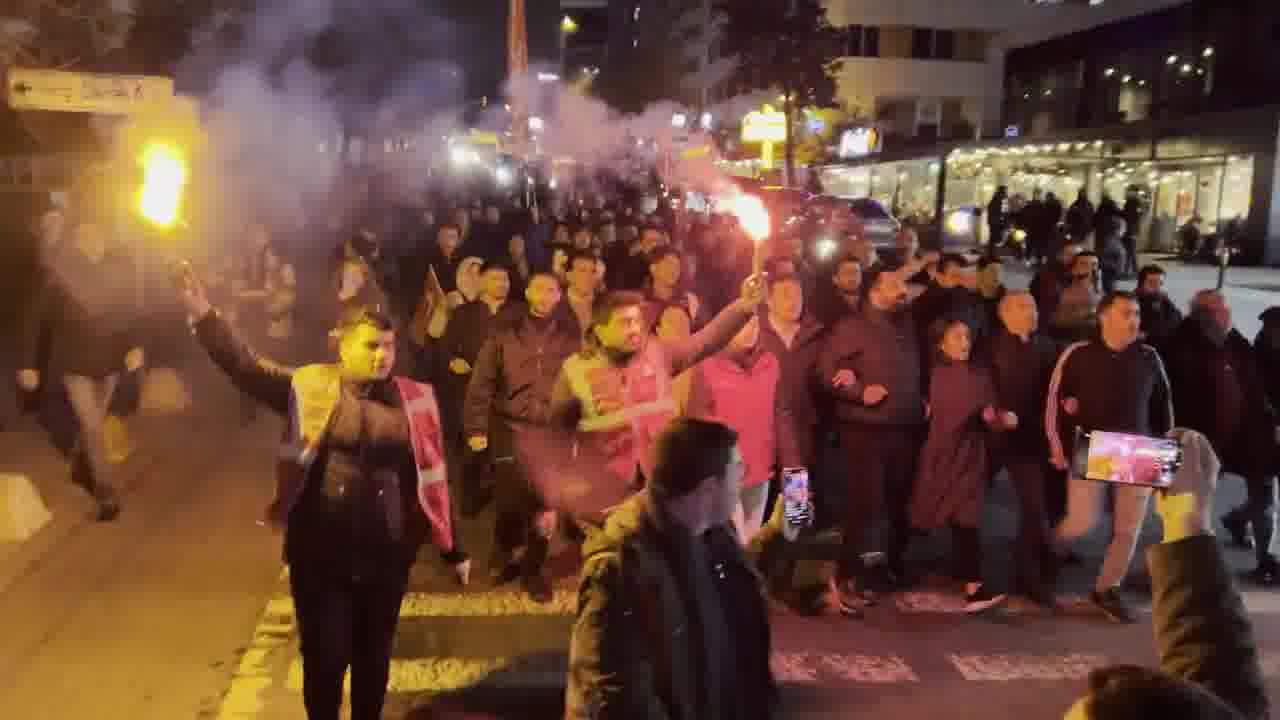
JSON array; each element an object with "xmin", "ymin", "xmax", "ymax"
[
  {"xmin": 17, "ymin": 219, "xmax": 145, "ymax": 521},
  {"xmin": 176, "ymin": 272, "xmax": 458, "ymax": 720},
  {"xmin": 1046, "ymin": 291, "xmax": 1174, "ymax": 623}
]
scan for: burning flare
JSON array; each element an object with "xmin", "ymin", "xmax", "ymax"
[
  {"xmin": 730, "ymin": 193, "xmax": 770, "ymax": 243},
  {"xmin": 138, "ymin": 142, "xmax": 187, "ymax": 228}
]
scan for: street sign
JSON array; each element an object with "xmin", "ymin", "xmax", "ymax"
[{"xmin": 6, "ymin": 68, "xmax": 174, "ymax": 115}]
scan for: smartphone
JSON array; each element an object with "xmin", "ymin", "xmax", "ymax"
[
  {"xmin": 781, "ymin": 467, "xmax": 813, "ymax": 541},
  {"xmin": 1071, "ymin": 429, "xmax": 1183, "ymax": 488}
]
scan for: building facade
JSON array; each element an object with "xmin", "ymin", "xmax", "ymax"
[{"xmin": 822, "ymin": 0, "xmax": 1188, "ymax": 144}]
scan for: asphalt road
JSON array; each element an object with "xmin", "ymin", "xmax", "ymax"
[{"xmin": 1, "ymin": 263, "xmax": 1278, "ymax": 720}]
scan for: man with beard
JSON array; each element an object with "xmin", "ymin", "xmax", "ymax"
[
  {"xmin": 1135, "ymin": 265, "xmax": 1183, "ymax": 345},
  {"xmin": 464, "ymin": 273, "xmax": 581, "ymax": 601},
  {"xmin": 817, "ymin": 269, "xmax": 927, "ymax": 615},
  {"xmin": 1163, "ymin": 291, "xmax": 1278, "ymax": 586},
  {"xmin": 549, "ymin": 276, "xmax": 765, "ymax": 517},
  {"xmin": 176, "ymin": 275, "xmax": 456, "ymax": 720},
  {"xmin": 818, "ymin": 255, "xmax": 863, "ymax": 325}
]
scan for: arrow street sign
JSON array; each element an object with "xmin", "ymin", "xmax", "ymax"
[{"xmin": 7, "ymin": 68, "xmax": 174, "ymax": 115}]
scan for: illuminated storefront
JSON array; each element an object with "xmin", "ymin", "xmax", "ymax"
[{"xmin": 819, "ymin": 107, "xmax": 1280, "ymax": 263}]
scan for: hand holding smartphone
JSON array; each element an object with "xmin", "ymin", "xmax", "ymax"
[{"xmin": 1071, "ymin": 428, "xmax": 1183, "ymax": 489}]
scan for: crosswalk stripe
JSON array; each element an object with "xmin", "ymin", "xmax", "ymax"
[
  {"xmin": 285, "ymin": 657, "xmax": 568, "ymax": 693},
  {"xmin": 263, "ymin": 588, "xmax": 577, "ymax": 619},
  {"xmin": 947, "ymin": 653, "xmax": 1109, "ymax": 681}
]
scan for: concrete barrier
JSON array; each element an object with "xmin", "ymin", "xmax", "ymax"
[{"xmin": 0, "ymin": 473, "xmax": 52, "ymax": 542}]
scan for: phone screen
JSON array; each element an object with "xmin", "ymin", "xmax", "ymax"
[
  {"xmin": 782, "ymin": 467, "xmax": 811, "ymax": 526},
  {"xmin": 1075, "ymin": 430, "xmax": 1182, "ymax": 488}
]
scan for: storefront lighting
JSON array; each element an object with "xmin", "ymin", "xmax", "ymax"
[
  {"xmin": 1196, "ymin": 68, "xmax": 1205, "ymax": 76},
  {"xmin": 1093, "ymin": 140, "xmax": 1104, "ymax": 147},
  {"xmin": 1043, "ymin": 89, "xmax": 1053, "ymax": 97},
  {"xmin": 1138, "ymin": 80, "xmax": 1147, "ymax": 87},
  {"xmin": 1122, "ymin": 74, "xmax": 1132, "ymax": 83},
  {"xmin": 1203, "ymin": 47, "xmax": 1214, "ymax": 58},
  {"xmin": 1057, "ymin": 143, "xmax": 1070, "ymax": 152},
  {"xmin": 1166, "ymin": 55, "xmax": 1178, "ymax": 65},
  {"xmin": 1180, "ymin": 63, "xmax": 1193, "ymax": 74},
  {"xmin": 1104, "ymin": 68, "xmax": 1116, "ymax": 77}
]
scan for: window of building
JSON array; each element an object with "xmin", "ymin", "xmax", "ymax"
[
  {"xmin": 865, "ymin": 26, "xmax": 880, "ymax": 57},
  {"xmin": 842, "ymin": 25, "xmax": 880, "ymax": 58},
  {"xmin": 912, "ymin": 28, "xmax": 932, "ymax": 59},
  {"xmin": 935, "ymin": 30, "xmax": 956, "ymax": 60}
]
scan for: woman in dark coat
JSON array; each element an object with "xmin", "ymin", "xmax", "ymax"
[{"xmin": 910, "ymin": 317, "xmax": 1016, "ymax": 612}]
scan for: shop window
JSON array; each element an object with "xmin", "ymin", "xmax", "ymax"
[
  {"xmin": 842, "ymin": 25, "xmax": 880, "ymax": 58},
  {"xmin": 935, "ymin": 30, "xmax": 956, "ymax": 61}
]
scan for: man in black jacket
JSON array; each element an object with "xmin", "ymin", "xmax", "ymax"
[
  {"xmin": 987, "ymin": 291, "xmax": 1061, "ymax": 607},
  {"xmin": 17, "ymin": 220, "xmax": 145, "ymax": 521},
  {"xmin": 464, "ymin": 273, "xmax": 581, "ymax": 600},
  {"xmin": 1136, "ymin": 265, "xmax": 1183, "ymax": 345},
  {"xmin": 565, "ymin": 418, "xmax": 776, "ymax": 720},
  {"xmin": 1065, "ymin": 429, "xmax": 1268, "ymax": 720},
  {"xmin": 1047, "ymin": 291, "xmax": 1174, "ymax": 623},
  {"xmin": 817, "ymin": 269, "xmax": 927, "ymax": 614},
  {"xmin": 177, "ymin": 278, "xmax": 459, "ymax": 720},
  {"xmin": 1162, "ymin": 291, "xmax": 1278, "ymax": 585}
]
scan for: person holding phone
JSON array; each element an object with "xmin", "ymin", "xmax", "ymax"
[{"xmin": 1046, "ymin": 290, "xmax": 1174, "ymax": 623}]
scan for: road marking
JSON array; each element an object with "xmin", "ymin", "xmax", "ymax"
[
  {"xmin": 947, "ymin": 653, "xmax": 1109, "ymax": 681},
  {"xmin": 285, "ymin": 656, "xmax": 568, "ymax": 693},
  {"xmin": 214, "ymin": 570, "xmax": 298, "ymax": 720},
  {"xmin": 264, "ymin": 588, "xmax": 577, "ymax": 618},
  {"xmin": 770, "ymin": 652, "xmax": 919, "ymax": 684}
]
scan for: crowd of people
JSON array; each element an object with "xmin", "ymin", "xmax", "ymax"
[{"xmin": 11, "ymin": 183, "xmax": 1278, "ymax": 720}]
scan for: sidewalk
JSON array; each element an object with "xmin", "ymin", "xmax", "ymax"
[{"xmin": 0, "ymin": 413, "xmax": 173, "ymax": 597}]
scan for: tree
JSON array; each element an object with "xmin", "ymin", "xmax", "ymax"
[{"xmin": 718, "ymin": 0, "xmax": 842, "ymax": 186}]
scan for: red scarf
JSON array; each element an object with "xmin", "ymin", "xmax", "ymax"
[{"xmin": 271, "ymin": 365, "xmax": 453, "ymax": 551}]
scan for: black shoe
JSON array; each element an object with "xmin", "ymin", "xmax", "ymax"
[
  {"xmin": 522, "ymin": 573, "xmax": 553, "ymax": 604},
  {"xmin": 491, "ymin": 561, "xmax": 521, "ymax": 586},
  {"xmin": 1027, "ymin": 587, "xmax": 1061, "ymax": 613},
  {"xmin": 1222, "ymin": 513, "xmax": 1254, "ymax": 550},
  {"xmin": 1245, "ymin": 561, "xmax": 1280, "ymax": 587},
  {"xmin": 827, "ymin": 578, "xmax": 868, "ymax": 619},
  {"xmin": 964, "ymin": 584, "xmax": 1008, "ymax": 613},
  {"xmin": 1090, "ymin": 588, "xmax": 1138, "ymax": 624}
]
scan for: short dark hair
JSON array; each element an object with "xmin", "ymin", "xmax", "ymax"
[
  {"xmin": 591, "ymin": 290, "xmax": 645, "ymax": 330},
  {"xmin": 1083, "ymin": 665, "xmax": 1243, "ymax": 720},
  {"xmin": 927, "ymin": 315, "xmax": 971, "ymax": 357},
  {"xmin": 1072, "ymin": 251, "xmax": 1099, "ymax": 268},
  {"xmin": 1098, "ymin": 290, "xmax": 1138, "ymax": 315},
  {"xmin": 567, "ymin": 249, "xmax": 598, "ymax": 270},
  {"xmin": 335, "ymin": 304, "xmax": 395, "ymax": 335},
  {"xmin": 939, "ymin": 253, "xmax": 969, "ymax": 274},
  {"xmin": 437, "ymin": 222, "xmax": 461, "ymax": 236},
  {"xmin": 1136, "ymin": 264, "xmax": 1166, "ymax": 287},
  {"xmin": 650, "ymin": 418, "xmax": 739, "ymax": 500},
  {"xmin": 480, "ymin": 260, "xmax": 511, "ymax": 276}
]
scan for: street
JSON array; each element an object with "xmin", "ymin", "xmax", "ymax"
[{"xmin": 0, "ymin": 258, "xmax": 1277, "ymax": 720}]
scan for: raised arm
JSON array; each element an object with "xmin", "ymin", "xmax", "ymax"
[
  {"xmin": 193, "ymin": 310, "xmax": 294, "ymax": 416},
  {"xmin": 664, "ymin": 276, "xmax": 764, "ymax": 375}
]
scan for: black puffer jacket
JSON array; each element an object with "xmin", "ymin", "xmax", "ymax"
[{"xmin": 984, "ymin": 329, "xmax": 1060, "ymax": 459}]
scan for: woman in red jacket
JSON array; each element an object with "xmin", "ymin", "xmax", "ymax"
[{"xmin": 688, "ymin": 315, "xmax": 800, "ymax": 543}]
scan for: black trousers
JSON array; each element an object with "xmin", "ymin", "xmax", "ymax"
[
  {"xmin": 1224, "ymin": 473, "xmax": 1278, "ymax": 569},
  {"xmin": 836, "ymin": 423, "xmax": 919, "ymax": 581},
  {"xmin": 1003, "ymin": 456, "xmax": 1057, "ymax": 594},
  {"xmin": 950, "ymin": 525, "xmax": 981, "ymax": 583},
  {"xmin": 491, "ymin": 457, "xmax": 550, "ymax": 576},
  {"xmin": 289, "ymin": 563, "xmax": 410, "ymax": 720}
]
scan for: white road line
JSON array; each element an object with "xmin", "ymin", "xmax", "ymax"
[
  {"xmin": 263, "ymin": 588, "xmax": 577, "ymax": 618},
  {"xmin": 947, "ymin": 653, "xmax": 1110, "ymax": 681}
]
